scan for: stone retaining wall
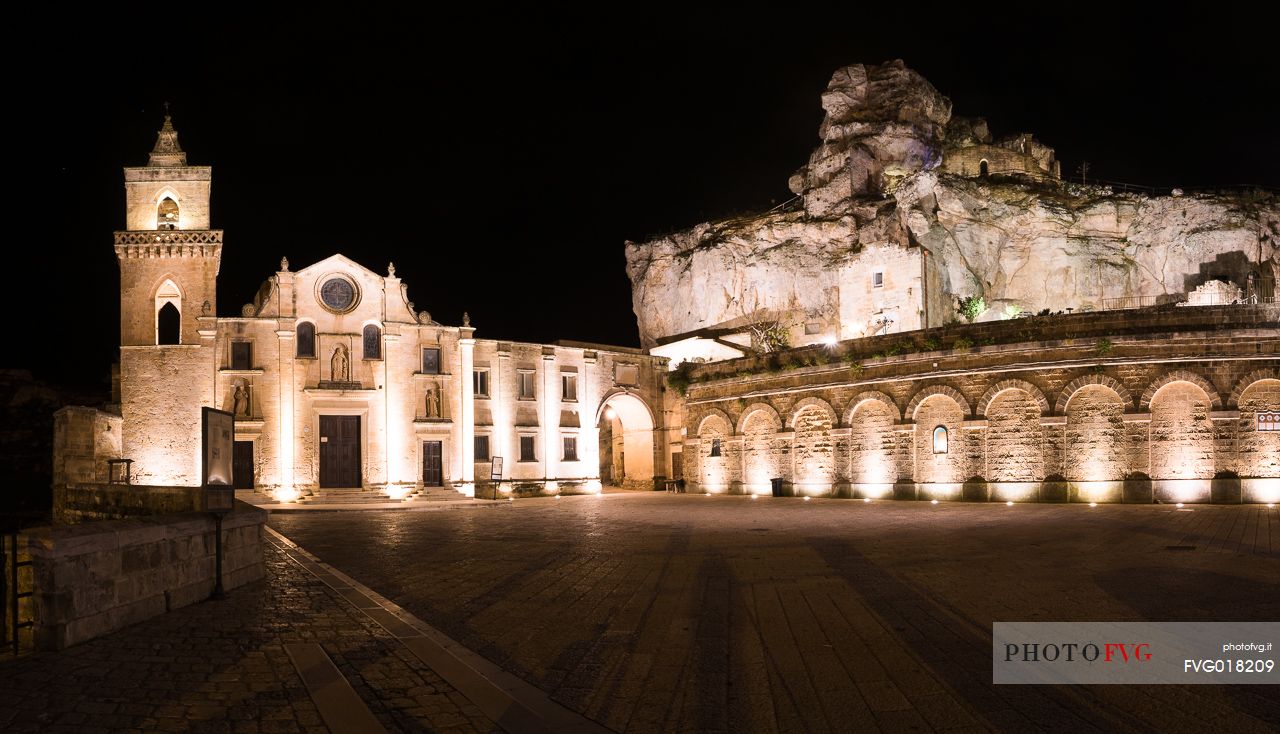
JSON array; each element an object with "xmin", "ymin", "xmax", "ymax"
[
  {"xmin": 682, "ymin": 305, "xmax": 1280, "ymax": 504},
  {"xmin": 54, "ymin": 483, "xmax": 205, "ymax": 524},
  {"xmin": 22, "ymin": 502, "xmax": 266, "ymax": 650}
]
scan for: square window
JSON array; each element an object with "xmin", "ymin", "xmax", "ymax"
[
  {"xmin": 231, "ymin": 342, "xmax": 252, "ymax": 370},
  {"xmin": 474, "ymin": 435, "xmax": 490, "ymax": 462},
  {"xmin": 563, "ymin": 436, "xmax": 578, "ymax": 461},
  {"xmin": 561, "ymin": 373, "xmax": 577, "ymax": 401},
  {"xmin": 519, "ymin": 435, "xmax": 536, "ymax": 462},
  {"xmin": 421, "ymin": 347, "xmax": 440, "ymax": 374},
  {"xmin": 873, "ymin": 271, "xmax": 884, "ymax": 288},
  {"xmin": 473, "ymin": 369, "xmax": 489, "ymax": 398},
  {"xmin": 518, "ymin": 371, "xmax": 536, "ymax": 399}
]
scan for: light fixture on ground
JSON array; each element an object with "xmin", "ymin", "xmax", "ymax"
[
  {"xmin": 804, "ymin": 496, "xmax": 811, "ymax": 501},
  {"xmin": 1090, "ymin": 502, "xmax": 1098, "ymax": 507},
  {"xmin": 1006, "ymin": 501, "xmax": 1013, "ymax": 506},
  {"xmin": 931, "ymin": 499, "xmax": 939, "ymax": 505},
  {"xmin": 863, "ymin": 498, "xmax": 871, "ymax": 503}
]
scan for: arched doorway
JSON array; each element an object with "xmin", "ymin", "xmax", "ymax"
[{"xmin": 596, "ymin": 391, "xmax": 656, "ymax": 489}]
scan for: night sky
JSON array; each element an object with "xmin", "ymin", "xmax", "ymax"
[{"xmin": 15, "ymin": 9, "xmax": 1277, "ymax": 390}]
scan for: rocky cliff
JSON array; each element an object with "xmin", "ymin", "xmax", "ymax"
[{"xmin": 625, "ymin": 60, "xmax": 1278, "ymax": 347}]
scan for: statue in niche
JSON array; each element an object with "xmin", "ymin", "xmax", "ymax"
[
  {"xmin": 233, "ymin": 382, "xmax": 250, "ymax": 417},
  {"xmin": 331, "ymin": 344, "xmax": 350, "ymax": 382},
  {"xmin": 425, "ymin": 383, "xmax": 442, "ymax": 418}
]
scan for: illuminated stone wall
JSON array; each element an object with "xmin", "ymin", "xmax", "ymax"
[
  {"xmin": 1064, "ymin": 385, "xmax": 1127, "ymax": 482},
  {"xmin": 682, "ymin": 306, "xmax": 1280, "ymax": 502},
  {"xmin": 985, "ymin": 390, "xmax": 1044, "ymax": 481},
  {"xmin": 1149, "ymin": 382, "xmax": 1216, "ymax": 480}
]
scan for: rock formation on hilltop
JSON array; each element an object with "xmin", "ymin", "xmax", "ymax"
[{"xmin": 625, "ymin": 60, "xmax": 1278, "ymax": 349}]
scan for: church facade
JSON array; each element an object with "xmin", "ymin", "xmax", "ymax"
[{"xmin": 98, "ymin": 116, "xmax": 675, "ymax": 498}]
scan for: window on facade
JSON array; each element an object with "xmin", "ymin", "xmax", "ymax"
[
  {"xmin": 563, "ymin": 436, "xmax": 578, "ymax": 461},
  {"xmin": 519, "ymin": 435, "xmax": 536, "ymax": 462},
  {"xmin": 157, "ymin": 302, "xmax": 180, "ymax": 345},
  {"xmin": 363, "ymin": 324, "xmax": 381, "ymax": 360},
  {"xmin": 873, "ymin": 271, "xmax": 884, "ymax": 288},
  {"xmin": 979, "ymin": 159, "xmax": 989, "ymax": 177},
  {"xmin": 157, "ymin": 196, "xmax": 179, "ymax": 230},
  {"xmin": 518, "ymin": 371, "xmax": 536, "ymax": 400},
  {"xmin": 473, "ymin": 369, "xmax": 489, "ymax": 398},
  {"xmin": 296, "ymin": 322, "xmax": 316, "ymax": 358},
  {"xmin": 804, "ymin": 322, "xmax": 821, "ymax": 335},
  {"xmin": 615, "ymin": 363, "xmax": 639, "ymax": 385},
  {"xmin": 421, "ymin": 347, "xmax": 440, "ymax": 374},
  {"xmin": 231, "ymin": 342, "xmax": 252, "ymax": 370},
  {"xmin": 561, "ymin": 373, "xmax": 577, "ymax": 402},
  {"xmin": 710, "ymin": 438, "xmax": 722, "ymax": 457},
  {"xmin": 474, "ymin": 435, "xmax": 490, "ymax": 462},
  {"xmin": 933, "ymin": 425, "xmax": 949, "ymax": 454}
]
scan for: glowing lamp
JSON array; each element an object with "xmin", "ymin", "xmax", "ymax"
[
  {"xmin": 822, "ymin": 336, "xmax": 837, "ymax": 347},
  {"xmin": 274, "ymin": 487, "xmax": 300, "ymax": 503},
  {"xmin": 1089, "ymin": 502, "xmax": 1098, "ymax": 507},
  {"xmin": 1006, "ymin": 501, "xmax": 1013, "ymax": 506},
  {"xmin": 931, "ymin": 499, "xmax": 939, "ymax": 505},
  {"xmin": 384, "ymin": 486, "xmax": 409, "ymax": 501},
  {"xmin": 604, "ymin": 406, "xmax": 616, "ymax": 421},
  {"xmin": 863, "ymin": 498, "xmax": 871, "ymax": 503},
  {"xmin": 803, "ymin": 496, "xmax": 811, "ymax": 501},
  {"xmin": 584, "ymin": 479, "xmax": 603, "ymax": 494}
]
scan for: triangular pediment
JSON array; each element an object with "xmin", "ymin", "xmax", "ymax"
[{"xmin": 293, "ymin": 253, "xmax": 384, "ymax": 280}]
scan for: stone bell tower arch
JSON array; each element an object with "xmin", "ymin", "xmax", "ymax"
[{"xmin": 114, "ymin": 109, "xmax": 222, "ymax": 485}]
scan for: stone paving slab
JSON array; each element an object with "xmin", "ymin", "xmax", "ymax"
[
  {"xmin": 270, "ymin": 494, "xmax": 1280, "ymax": 733},
  {"xmin": 0, "ymin": 537, "xmax": 498, "ymax": 733}
]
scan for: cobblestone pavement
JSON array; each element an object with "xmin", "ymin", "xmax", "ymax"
[
  {"xmin": 271, "ymin": 495, "xmax": 1280, "ymax": 733},
  {"xmin": 0, "ymin": 538, "xmax": 497, "ymax": 733}
]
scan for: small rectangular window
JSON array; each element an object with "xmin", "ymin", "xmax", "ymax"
[
  {"xmin": 296, "ymin": 323, "xmax": 315, "ymax": 358},
  {"xmin": 231, "ymin": 342, "xmax": 252, "ymax": 370},
  {"xmin": 615, "ymin": 363, "xmax": 639, "ymax": 385},
  {"xmin": 804, "ymin": 322, "xmax": 821, "ymax": 335},
  {"xmin": 520, "ymin": 435, "xmax": 536, "ymax": 462},
  {"xmin": 421, "ymin": 347, "xmax": 440, "ymax": 374},
  {"xmin": 474, "ymin": 435, "xmax": 490, "ymax": 462},
  {"xmin": 518, "ymin": 371, "xmax": 536, "ymax": 399},
  {"xmin": 872, "ymin": 271, "xmax": 884, "ymax": 288},
  {"xmin": 561, "ymin": 373, "xmax": 577, "ymax": 402},
  {"xmin": 710, "ymin": 438, "xmax": 722, "ymax": 457},
  {"xmin": 473, "ymin": 369, "xmax": 489, "ymax": 398},
  {"xmin": 563, "ymin": 436, "xmax": 578, "ymax": 461},
  {"xmin": 363, "ymin": 325, "xmax": 382, "ymax": 360}
]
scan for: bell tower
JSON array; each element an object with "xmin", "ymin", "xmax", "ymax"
[{"xmin": 114, "ymin": 110, "xmax": 221, "ymax": 485}]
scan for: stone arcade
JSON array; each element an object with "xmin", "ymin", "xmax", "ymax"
[{"xmin": 58, "ymin": 115, "xmax": 675, "ymax": 500}]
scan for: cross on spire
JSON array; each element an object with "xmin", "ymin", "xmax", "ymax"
[{"xmin": 149, "ymin": 104, "xmax": 187, "ymax": 167}]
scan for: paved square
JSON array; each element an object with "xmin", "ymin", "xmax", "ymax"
[{"xmin": 270, "ymin": 494, "xmax": 1280, "ymax": 733}]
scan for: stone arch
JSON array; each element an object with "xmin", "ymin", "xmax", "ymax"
[
  {"xmin": 848, "ymin": 392, "xmax": 899, "ymax": 485},
  {"xmin": 785, "ymin": 397, "xmax": 838, "ymax": 429},
  {"xmin": 1140, "ymin": 370, "xmax": 1222, "ymax": 411},
  {"xmin": 1055, "ymin": 374, "xmax": 1134, "ymax": 414},
  {"xmin": 735, "ymin": 402, "xmax": 782, "ymax": 435},
  {"xmin": 984, "ymin": 385, "xmax": 1046, "ymax": 481},
  {"xmin": 906, "ymin": 384, "xmax": 971, "ymax": 420},
  {"xmin": 790, "ymin": 398, "xmax": 836, "ymax": 489},
  {"xmin": 1064, "ymin": 382, "xmax": 1128, "ymax": 481},
  {"xmin": 843, "ymin": 390, "xmax": 901, "ymax": 424},
  {"xmin": 696, "ymin": 409, "xmax": 733, "ymax": 437},
  {"xmin": 740, "ymin": 404, "xmax": 783, "ymax": 492},
  {"xmin": 979, "ymin": 159, "xmax": 989, "ymax": 176},
  {"xmin": 695, "ymin": 409, "xmax": 734, "ymax": 490},
  {"xmin": 913, "ymin": 390, "xmax": 968, "ymax": 483},
  {"xmin": 977, "ymin": 379, "xmax": 1049, "ymax": 417},
  {"xmin": 153, "ymin": 277, "xmax": 182, "ymax": 346},
  {"xmin": 598, "ymin": 390, "xmax": 659, "ymax": 488},
  {"xmin": 1229, "ymin": 369, "xmax": 1280, "ymax": 408},
  {"xmin": 1236, "ymin": 376, "xmax": 1280, "ymax": 478},
  {"xmin": 1149, "ymin": 379, "xmax": 1216, "ymax": 479}
]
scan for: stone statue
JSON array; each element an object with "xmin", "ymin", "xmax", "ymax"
[
  {"xmin": 425, "ymin": 384, "xmax": 441, "ymax": 418},
  {"xmin": 280, "ymin": 256, "xmax": 289, "ymax": 272},
  {"xmin": 202, "ymin": 300, "xmax": 212, "ymax": 315},
  {"xmin": 233, "ymin": 383, "xmax": 249, "ymax": 416},
  {"xmin": 462, "ymin": 311, "xmax": 471, "ymax": 327},
  {"xmin": 331, "ymin": 345, "xmax": 349, "ymax": 382},
  {"xmin": 388, "ymin": 261, "xmax": 396, "ymax": 277}
]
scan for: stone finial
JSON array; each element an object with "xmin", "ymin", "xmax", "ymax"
[
  {"xmin": 462, "ymin": 312, "xmax": 471, "ymax": 327},
  {"xmin": 148, "ymin": 105, "xmax": 188, "ymax": 167},
  {"xmin": 280, "ymin": 256, "xmax": 289, "ymax": 272},
  {"xmin": 387, "ymin": 262, "xmax": 396, "ymax": 277}
]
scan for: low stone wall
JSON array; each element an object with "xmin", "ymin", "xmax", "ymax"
[
  {"xmin": 54, "ymin": 483, "xmax": 205, "ymax": 523},
  {"xmin": 52, "ymin": 406, "xmax": 122, "ymax": 486},
  {"xmin": 22, "ymin": 502, "xmax": 266, "ymax": 651}
]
